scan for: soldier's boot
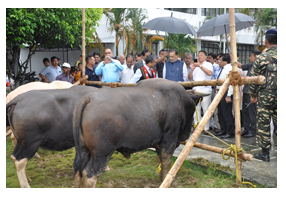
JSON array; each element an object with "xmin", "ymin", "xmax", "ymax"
[{"xmin": 254, "ymin": 148, "xmax": 270, "ymax": 162}]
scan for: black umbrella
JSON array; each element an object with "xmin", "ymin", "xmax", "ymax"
[
  {"xmin": 143, "ymin": 13, "xmax": 196, "ymax": 35},
  {"xmin": 197, "ymin": 13, "xmax": 256, "ymax": 37}
]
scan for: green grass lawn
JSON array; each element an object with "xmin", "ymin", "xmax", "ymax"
[{"xmin": 6, "ymin": 136, "xmax": 265, "ymax": 188}]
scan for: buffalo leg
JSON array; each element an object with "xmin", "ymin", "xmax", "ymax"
[
  {"xmin": 159, "ymin": 151, "xmax": 172, "ymax": 181},
  {"xmin": 11, "ymin": 155, "xmax": 30, "ymax": 188},
  {"xmin": 157, "ymin": 141, "xmax": 177, "ymax": 181},
  {"xmin": 82, "ymin": 151, "xmax": 114, "ymax": 188},
  {"xmin": 11, "ymin": 133, "xmax": 40, "ymax": 159}
]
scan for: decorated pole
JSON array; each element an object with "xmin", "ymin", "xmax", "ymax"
[
  {"xmin": 159, "ymin": 77, "xmax": 231, "ymax": 188},
  {"xmin": 82, "ymin": 8, "xmax": 86, "ymax": 86},
  {"xmin": 229, "ymin": 8, "xmax": 242, "ymax": 184}
]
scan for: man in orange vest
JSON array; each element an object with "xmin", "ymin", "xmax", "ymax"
[{"xmin": 129, "ymin": 55, "xmax": 157, "ymax": 83}]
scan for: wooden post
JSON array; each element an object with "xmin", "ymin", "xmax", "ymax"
[
  {"xmin": 178, "ymin": 76, "xmax": 265, "ymax": 88},
  {"xmin": 74, "ymin": 75, "xmax": 88, "ymax": 86},
  {"xmin": 229, "ymin": 8, "xmax": 242, "ymax": 184},
  {"xmin": 80, "ymin": 75, "xmax": 265, "ymax": 87},
  {"xmin": 159, "ymin": 77, "xmax": 231, "ymax": 188},
  {"xmin": 82, "ymin": 8, "xmax": 86, "ymax": 86},
  {"xmin": 180, "ymin": 141, "xmax": 253, "ymax": 162}
]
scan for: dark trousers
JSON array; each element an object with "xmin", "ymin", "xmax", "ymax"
[
  {"xmin": 218, "ymin": 91, "xmax": 235, "ymax": 135},
  {"xmin": 242, "ymin": 93, "xmax": 257, "ymax": 134}
]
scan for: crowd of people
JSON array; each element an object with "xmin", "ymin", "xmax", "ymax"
[{"xmin": 38, "ymin": 28, "xmax": 276, "ymax": 162}]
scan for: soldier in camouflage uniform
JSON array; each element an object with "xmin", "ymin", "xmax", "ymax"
[{"xmin": 249, "ymin": 29, "xmax": 277, "ymax": 162}]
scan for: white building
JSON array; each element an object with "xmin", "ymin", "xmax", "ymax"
[{"xmin": 20, "ymin": 8, "xmax": 257, "ymax": 78}]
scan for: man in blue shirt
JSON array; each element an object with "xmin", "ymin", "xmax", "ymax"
[
  {"xmin": 83, "ymin": 55, "xmax": 101, "ymax": 88},
  {"xmin": 95, "ymin": 48, "xmax": 123, "ymax": 83},
  {"xmin": 39, "ymin": 56, "xmax": 62, "ymax": 83}
]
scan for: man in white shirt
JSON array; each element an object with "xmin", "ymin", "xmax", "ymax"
[
  {"xmin": 117, "ymin": 54, "xmax": 125, "ymax": 65},
  {"xmin": 119, "ymin": 55, "xmax": 135, "ymax": 83},
  {"xmin": 214, "ymin": 53, "xmax": 235, "ymax": 138},
  {"xmin": 184, "ymin": 52, "xmax": 193, "ymax": 82},
  {"xmin": 188, "ymin": 50, "xmax": 213, "ymax": 134}
]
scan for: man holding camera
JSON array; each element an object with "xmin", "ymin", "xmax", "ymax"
[{"xmin": 95, "ymin": 48, "xmax": 123, "ymax": 84}]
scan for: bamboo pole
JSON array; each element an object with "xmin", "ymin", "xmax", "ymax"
[
  {"xmin": 229, "ymin": 8, "xmax": 242, "ymax": 184},
  {"xmin": 80, "ymin": 75, "xmax": 265, "ymax": 87},
  {"xmin": 178, "ymin": 76, "xmax": 265, "ymax": 87},
  {"xmin": 179, "ymin": 141, "xmax": 253, "ymax": 162},
  {"xmin": 74, "ymin": 75, "xmax": 88, "ymax": 86},
  {"xmin": 159, "ymin": 77, "xmax": 231, "ymax": 188},
  {"xmin": 82, "ymin": 8, "xmax": 86, "ymax": 86}
]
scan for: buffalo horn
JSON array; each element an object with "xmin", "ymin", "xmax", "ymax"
[{"xmin": 186, "ymin": 89, "xmax": 210, "ymax": 97}]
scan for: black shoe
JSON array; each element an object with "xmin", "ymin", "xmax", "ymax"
[
  {"xmin": 243, "ymin": 133, "xmax": 255, "ymax": 138},
  {"xmin": 220, "ymin": 133, "xmax": 234, "ymax": 138},
  {"xmin": 254, "ymin": 148, "xmax": 270, "ymax": 162},
  {"xmin": 214, "ymin": 131, "xmax": 226, "ymax": 136},
  {"xmin": 241, "ymin": 130, "xmax": 248, "ymax": 136}
]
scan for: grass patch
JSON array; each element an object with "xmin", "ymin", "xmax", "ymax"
[{"xmin": 6, "ymin": 136, "xmax": 267, "ymax": 188}]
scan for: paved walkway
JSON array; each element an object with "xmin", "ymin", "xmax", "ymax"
[{"xmin": 173, "ymin": 131, "xmax": 277, "ymax": 188}]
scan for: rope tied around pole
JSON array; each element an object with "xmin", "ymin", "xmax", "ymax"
[
  {"xmin": 222, "ymin": 144, "xmax": 256, "ymax": 188},
  {"xmin": 228, "ymin": 71, "xmax": 243, "ymax": 87},
  {"xmin": 192, "ymin": 98, "xmax": 202, "ymax": 129},
  {"xmin": 203, "ymin": 130, "xmax": 256, "ymax": 187}
]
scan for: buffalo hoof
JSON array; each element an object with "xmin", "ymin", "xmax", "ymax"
[
  {"xmin": 86, "ymin": 176, "xmax": 97, "ymax": 188},
  {"xmin": 104, "ymin": 166, "xmax": 111, "ymax": 172},
  {"xmin": 33, "ymin": 152, "xmax": 41, "ymax": 159},
  {"xmin": 81, "ymin": 170, "xmax": 97, "ymax": 188}
]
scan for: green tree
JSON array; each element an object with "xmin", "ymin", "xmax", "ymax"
[
  {"xmin": 164, "ymin": 33, "xmax": 197, "ymax": 57},
  {"xmin": 6, "ymin": 8, "xmax": 103, "ymax": 89},
  {"xmin": 125, "ymin": 8, "xmax": 148, "ymax": 54},
  {"xmin": 103, "ymin": 8, "xmax": 149, "ymax": 56},
  {"xmin": 253, "ymin": 8, "xmax": 277, "ymax": 48},
  {"xmin": 239, "ymin": 8, "xmax": 277, "ymax": 49},
  {"xmin": 104, "ymin": 8, "xmax": 129, "ymax": 56}
]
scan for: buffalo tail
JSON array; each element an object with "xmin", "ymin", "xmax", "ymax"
[
  {"xmin": 6, "ymin": 99, "xmax": 18, "ymax": 139},
  {"xmin": 72, "ymin": 93, "xmax": 91, "ymax": 177}
]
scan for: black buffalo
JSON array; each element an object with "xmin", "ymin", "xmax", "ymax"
[
  {"xmin": 6, "ymin": 85, "xmax": 97, "ymax": 188},
  {"xmin": 73, "ymin": 78, "xmax": 207, "ymax": 187}
]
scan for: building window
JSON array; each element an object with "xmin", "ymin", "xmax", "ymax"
[
  {"xmin": 237, "ymin": 44, "xmax": 254, "ymax": 64},
  {"xmin": 164, "ymin": 8, "xmax": 196, "ymax": 15},
  {"xmin": 201, "ymin": 41, "xmax": 220, "ymax": 56},
  {"xmin": 201, "ymin": 8, "xmax": 240, "ymax": 16}
]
